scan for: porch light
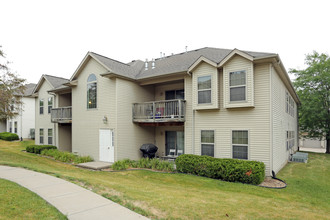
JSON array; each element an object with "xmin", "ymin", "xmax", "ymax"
[{"xmin": 103, "ymin": 116, "xmax": 108, "ymax": 124}]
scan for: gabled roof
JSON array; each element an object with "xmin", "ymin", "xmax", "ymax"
[
  {"xmin": 13, "ymin": 83, "xmax": 36, "ymax": 97},
  {"xmin": 32, "ymin": 74, "xmax": 69, "ymax": 94},
  {"xmin": 70, "ymin": 52, "xmax": 144, "ymax": 81},
  {"xmin": 70, "ymin": 47, "xmax": 276, "ymax": 82},
  {"xmin": 136, "ymin": 47, "xmax": 275, "ymax": 80},
  {"xmin": 23, "ymin": 83, "xmax": 37, "ymax": 96}
]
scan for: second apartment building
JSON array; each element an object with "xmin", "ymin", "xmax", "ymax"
[{"xmin": 35, "ymin": 47, "xmax": 300, "ymax": 176}]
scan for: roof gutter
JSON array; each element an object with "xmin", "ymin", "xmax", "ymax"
[{"xmin": 100, "ymin": 71, "xmax": 136, "ymax": 82}]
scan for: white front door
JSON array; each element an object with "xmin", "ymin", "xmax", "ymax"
[{"xmin": 99, "ymin": 129, "xmax": 114, "ymax": 162}]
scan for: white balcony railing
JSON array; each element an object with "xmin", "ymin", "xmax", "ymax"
[
  {"xmin": 51, "ymin": 106, "xmax": 72, "ymax": 123},
  {"xmin": 133, "ymin": 99, "xmax": 185, "ymax": 123}
]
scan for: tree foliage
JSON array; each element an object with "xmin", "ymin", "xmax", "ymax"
[
  {"xmin": 290, "ymin": 51, "xmax": 330, "ymax": 153},
  {"xmin": 0, "ymin": 46, "xmax": 26, "ymax": 120}
]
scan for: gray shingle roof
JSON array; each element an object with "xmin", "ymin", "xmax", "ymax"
[
  {"xmin": 91, "ymin": 47, "xmax": 276, "ymax": 80},
  {"xmin": 44, "ymin": 75, "xmax": 69, "ymax": 89},
  {"xmin": 23, "ymin": 83, "xmax": 36, "ymax": 96}
]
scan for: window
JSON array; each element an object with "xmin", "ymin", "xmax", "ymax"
[
  {"xmin": 201, "ymin": 130, "xmax": 214, "ymax": 157},
  {"xmin": 286, "ymin": 91, "xmax": 295, "ymax": 117},
  {"xmin": 286, "ymin": 131, "xmax": 295, "ymax": 150},
  {"xmin": 9, "ymin": 121, "xmax": 12, "ymax": 133},
  {"xmin": 48, "ymin": 97, "xmax": 53, "ymax": 114},
  {"xmin": 198, "ymin": 76, "xmax": 211, "ymax": 104},
  {"xmin": 14, "ymin": 121, "xmax": 17, "ymax": 133},
  {"xmin": 230, "ymin": 71, "xmax": 246, "ymax": 102},
  {"xmin": 165, "ymin": 89, "xmax": 184, "ymax": 100},
  {"xmin": 232, "ymin": 130, "xmax": 248, "ymax": 159},
  {"xmin": 40, "ymin": 128, "xmax": 44, "ymax": 144},
  {"xmin": 39, "ymin": 99, "xmax": 44, "ymax": 114},
  {"xmin": 48, "ymin": 129, "xmax": 53, "ymax": 145},
  {"xmin": 87, "ymin": 74, "xmax": 97, "ymax": 109}
]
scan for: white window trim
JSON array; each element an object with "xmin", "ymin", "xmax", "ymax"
[
  {"xmin": 48, "ymin": 97, "xmax": 53, "ymax": 114},
  {"xmin": 201, "ymin": 130, "xmax": 215, "ymax": 157},
  {"xmin": 229, "ymin": 70, "xmax": 247, "ymax": 103},
  {"xmin": 48, "ymin": 128, "xmax": 53, "ymax": 145},
  {"xmin": 39, "ymin": 128, "xmax": 44, "ymax": 144},
  {"xmin": 197, "ymin": 75, "xmax": 212, "ymax": 105},
  {"xmin": 87, "ymin": 74, "xmax": 97, "ymax": 110},
  {"xmin": 231, "ymin": 129, "xmax": 249, "ymax": 160},
  {"xmin": 286, "ymin": 91, "xmax": 295, "ymax": 117},
  {"xmin": 39, "ymin": 99, "xmax": 44, "ymax": 115}
]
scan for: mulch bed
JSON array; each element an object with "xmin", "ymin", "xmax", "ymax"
[{"xmin": 259, "ymin": 177, "xmax": 286, "ymax": 188}]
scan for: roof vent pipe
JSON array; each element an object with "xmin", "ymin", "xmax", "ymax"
[
  {"xmin": 145, "ymin": 59, "xmax": 148, "ymax": 70},
  {"xmin": 152, "ymin": 59, "xmax": 155, "ymax": 69},
  {"xmin": 160, "ymin": 52, "xmax": 162, "ymax": 58},
  {"xmin": 185, "ymin": 46, "xmax": 188, "ymax": 53}
]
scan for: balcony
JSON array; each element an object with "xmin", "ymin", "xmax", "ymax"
[
  {"xmin": 133, "ymin": 99, "xmax": 185, "ymax": 125},
  {"xmin": 51, "ymin": 107, "xmax": 72, "ymax": 123}
]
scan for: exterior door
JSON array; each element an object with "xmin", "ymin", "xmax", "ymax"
[
  {"xmin": 99, "ymin": 129, "xmax": 114, "ymax": 162},
  {"xmin": 165, "ymin": 131, "xmax": 184, "ymax": 155}
]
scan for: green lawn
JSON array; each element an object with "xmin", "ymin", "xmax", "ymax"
[
  {"xmin": 0, "ymin": 140, "xmax": 329, "ymax": 219},
  {"xmin": 0, "ymin": 178, "xmax": 67, "ymax": 220}
]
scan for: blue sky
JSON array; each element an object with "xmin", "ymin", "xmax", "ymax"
[{"xmin": 1, "ymin": 0, "xmax": 330, "ymax": 83}]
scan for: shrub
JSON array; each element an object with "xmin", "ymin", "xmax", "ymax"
[
  {"xmin": 0, "ymin": 132, "xmax": 19, "ymax": 141},
  {"xmin": 175, "ymin": 154, "xmax": 265, "ymax": 185},
  {"xmin": 112, "ymin": 158, "xmax": 174, "ymax": 172},
  {"xmin": 25, "ymin": 145, "xmax": 57, "ymax": 154},
  {"xmin": 41, "ymin": 149, "xmax": 93, "ymax": 164}
]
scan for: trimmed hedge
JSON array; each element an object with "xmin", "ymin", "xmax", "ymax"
[
  {"xmin": 0, "ymin": 132, "xmax": 19, "ymax": 141},
  {"xmin": 175, "ymin": 154, "xmax": 265, "ymax": 185},
  {"xmin": 112, "ymin": 158, "xmax": 175, "ymax": 172},
  {"xmin": 26, "ymin": 145, "xmax": 57, "ymax": 154},
  {"xmin": 41, "ymin": 149, "xmax": 93, "ymax": 164}
]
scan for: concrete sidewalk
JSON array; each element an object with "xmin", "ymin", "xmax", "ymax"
[{"xmin": 0, "ymin": 166, "xmax": 149, "ymax": 220}]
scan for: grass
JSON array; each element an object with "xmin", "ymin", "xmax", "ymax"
[
  {"xmin": 0, "ymin": 178, "xmax": 67, "ymax": 220},
  {"xmin": 1, "ymin": 140, "xmax": 329, "ymax": 219}
]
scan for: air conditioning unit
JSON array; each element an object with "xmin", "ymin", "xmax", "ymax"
[{"xmin": 291, "ymin": 152, "xmax": 308, "ymax": 163}]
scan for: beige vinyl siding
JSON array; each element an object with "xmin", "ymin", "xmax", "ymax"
[
  {"xmin": 271, "ymin": 66, "xmax": 298, "ymax": 173},
  {"xmin": 58, "ymin": 93, "xmax": 71, "ymax": 107},
  {"xmin": 223, "ymin": 55, "xmax": 254, "ymax": 108},
  {"xmin": 184, "ymin": 75, "xmax": 193, "ymax": 154},
  {"xmin": 192, "ymin": 62, "xmax": 219, "ymax": 110},
  {"xmin": 115, "ymin": 78, "xmax": 155, "ymax": 160},
  {"xmin": 155, "ymin": 126, "xmax": 184, "ymax": 157},
  {"xmin": 190, "ymin": 63, "xmax": 271, "ymax": 175},
  {"xmin": 58, "ymin": 125, "xmax": 72, "ymax": 152},
  {"xmin": 35, "ymin": 81, "xmax": 56, "ymax": 146},
  {"xmin": 154, "ymin": 82, "xmax": 184, "ymax": 101},
  {"xmin": 71, "ymin": 58, "xmax": 115, "ymax": 159}
]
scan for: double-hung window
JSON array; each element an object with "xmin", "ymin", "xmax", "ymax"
[
  {"xmin": 48, "ymin": 128, "xmax": 53, "ymax": 145},
  {"xmin": 39, "ymin": 99, "xmax": 44, "ymax": 114},
  {"xmin": 232, "ymin": 130, "xmax": 248, "ymax": 159},
  {"xmin": 40, "ymin": 128, "xmax": 44, "ymax": 144},
  {"xmin": 201, "ymin": 130, "xmax": 214, "ymax": 157},
  {"xmin": 9, "ymin": 121, "xmax": 12, "ymax": 133},
  {"xmin": 229, "ymin": 71, "xmax": 246, "ymax": 102},
  {"xmin": 198, "ymin": 76, "xmax": 211, "ymax": 104},
  {"xmin": 286, "ymin": 91, "xmax": 295, "ymax": 117},
  {"xmin": 286, "ymin": 131, "xmax": 295, "ymax": 150},
  {"xmin": 48, "ymin": 97, "xmax": 53, "ymax": 114},
  {"xmin": 87, "ymin": 74, "xmax": 97, "ymax": 109},
  {"xmin": 14, "ymin": 121, "xmax": 17, "ymax": 133}
]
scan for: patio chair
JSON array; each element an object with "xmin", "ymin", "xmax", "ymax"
[
  {"xmin": 177, "ymin": 150, "xmax": 183, "ymax": 156},
  {"xmin": 169, "ymin": 149, "xmax": 176, "ymax": 156}
]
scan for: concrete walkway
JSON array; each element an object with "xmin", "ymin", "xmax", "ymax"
[{"xmin": 0, "ymin": 166, "xmax": 149, "ymax": 220}]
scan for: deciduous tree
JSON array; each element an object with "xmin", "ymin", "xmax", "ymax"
[
  {"xmin": 0, "ymin": 46, "xmax": 26, "ymax": 120},
  {"xmin": 290, "ymin": 51, "xmax": 330, "ymax": 153}
]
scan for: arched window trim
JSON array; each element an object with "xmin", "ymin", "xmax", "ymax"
[{"xmin": 87, "ymin": 74, "xmax": 97, "ymax": 109}]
